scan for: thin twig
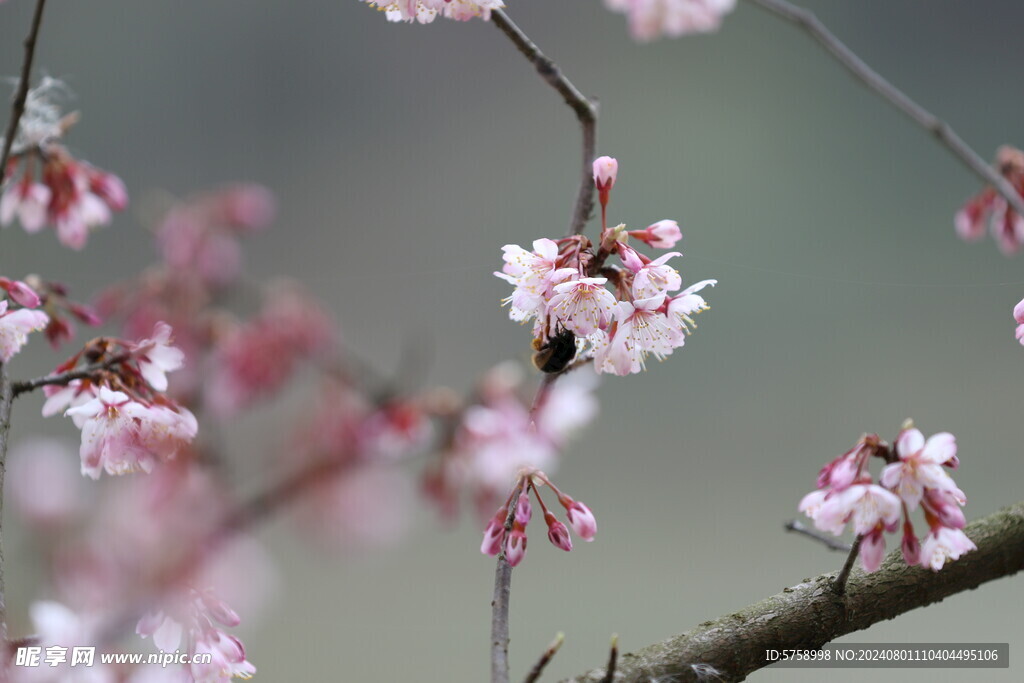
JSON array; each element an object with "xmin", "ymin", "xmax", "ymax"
[
  {"xmin": 0, "ymin": 363, "xmax": 13, "ymax": 644},
  {"xmin": 11, "ymin": 354, "xmax": 128, "ymax": 398},
  {"xmin": 784, "ymin": 519, "xmax": 852, "ymax": 552},
  {"xmin": 0, "ymin": 0, "xmax": 48, "ymax": 183},
  {"xmin": 491, "ymin": 484, "xmax": 523, "ymax": 683},
  {"xmin": 745, "ymin": 0, "xmax": 1024, "ymax": 216},
  {"xmin": 523, "ymin": 633, "xmax": 565, "ymax": 683},
  {"xmin": 833, "ymin": 534, "xmax": 862, "ymax": 596},
  {"xmin": 598, "ymin": 635, "xmax": 618, "ymax": 683},
  {"xmin": 491, "ymin": 10, "xmax": 598, "ymax": 236}
]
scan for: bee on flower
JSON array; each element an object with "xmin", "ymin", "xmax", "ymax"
[{"xmin": 494, "ymin": 156, "xmax": 716, "ymax": 376}]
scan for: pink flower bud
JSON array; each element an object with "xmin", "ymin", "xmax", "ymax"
[
  {"xmin": 592, "ymin": 156, "xmax": 618, "ymax": 191},
  {"xmin": 629, "ymin": 220, "xmax": 682, "ymax": 249},
  {"xmin": 514, "ymin": 492, "xmax": 532, "ymax": 526},
  {"xmin": 504, "ymin": 527, "xmax": 527, "ymax": 567},
  {"xmin": 544, "ymin": 512, "xmax": 572, "ymax": 552},
  {"xmin": 201, "ymin": 591, "xmax": 242, "ymax": 628},
  {"xmin": 563, "ymin": 499, "xmax": 597, "ymax": 541},
  {"xmin": 480, "ymin": 507, "xmax": 507, "ymax": 556},
  {"xmin": 0, "ymin": 278, "xmax": 41, "ymax": 308},
  {"xmin": 901, "ymin": 525, "xmax": 921, "ymax": 566},
  {"xmin": 1015, "ymin": 297, "xmax": 1024, "ymax": 325},
  {"xmin": 858, "ymin": 530, "xmax": 886, "ymax": 573},
  {"xmin": 922, "ymin": 490, "xmax": 966, "ymax": 530},
  {"xmin": 90, "ymin": 171, "xmax": 128, "ymax": 211}
]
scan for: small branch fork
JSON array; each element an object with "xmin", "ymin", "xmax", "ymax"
[
  {"xmin": 745, "ymin": 0, "xmax": 1024, "ymax": 216},
  {"xmin": 0, "ymin": 0, "xmax": 49, "ymax": 184},
  {"xmin": 783, "ymin": 519, "xmax": 852, "ymax": 552},
  {"xmin": 491, "ymin": 10, "xmax": 598, "ymax": 237}
]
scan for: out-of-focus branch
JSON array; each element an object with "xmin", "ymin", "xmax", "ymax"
[
  {"xmin": 0, "ymin": 363, "xmax": 13, "ymax": 644},
  {"xmin": 0, "ymin": 0, "xmax": 49, "ymax": 184},
  {"xmin": 783, "ymin": 519, "xmax": 852, "ymax": 552},
  {"xmin": 491, "ymin": 10, "xmax": 598, "ymax": 236},
  {"xmin": 11, "ymin": 354, "xmax": 128, "ymax": 398},
  {"xmin": 565, "ymin": 500, "xmax": 1024, "ymax": 683},
  {"xmin": 745, "ymin": 0, "xmax": 1024, "ymax": 216}
]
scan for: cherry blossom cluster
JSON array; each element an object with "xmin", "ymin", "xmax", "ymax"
[
  {"xmin": 0, "ymin": 277, "xmax": 49, "ymax": 362},
  {"xmin": 40, "ymin": 322, "xmax": 198, "ymax": 478},
  {"xmin": 0, "ymin": 78, "xmax": 126, "ymax": 250},
  {"xmin": 495, "ymin": 156, "xmax": 716, "ymax": 376},
  {"xmin": 481, "ymin": 470, "xmax": 596, "ymax": 566},
  {"xmin": 361, "ymin": 0, "xmax": 503, "ymax": 24},
  {"xmin": 425, "ymin": 361, "xmax": 597, "ymax": 521},
  {"xmin": 799, "ymin": 423, "xmax": 975, "ymax": 573},
  {"xmin": 137, "ymin": 589, "xmax": 255, "ymax": 682},
  {"xmin": 955, "ymin": 146, "xmax": 1024, "ymax": 254},
  {"xmin": 605, "ymin": 0, "xmax": 736, "ymax": 41}
]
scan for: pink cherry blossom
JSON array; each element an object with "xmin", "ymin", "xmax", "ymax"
[
  {"xmin": 955, "ymin": 146, "xmax": 1024, "ymax": 254},
  {"xmin": 0, "ymin": 299, "xmax": 49, "ymax": 361},
  {"xmin": 363, "ymin": 0, "xmax": 504, "ymax": 24},
  {"xmin": 629, "ymin": 219, "xmax": 682, "ymax": 248},
  {"xmin": 0, "ymin": 179, "xmax": 51, "ymax": 232},
  {"xmin": 481, "ymin": 507, "xmax": 507, "ymax": 556},
  {"xmin": 66, "ymin": 387, "xmax": 197, "ymax": 479},
  {"xmin": 629, "ymin": 251, "xmax": 683, "ymax": 299},
  {"xmin": 595, "ymin": 295, "xmax": 674, "ymax": 375},
  {"xmin": 919, "ymin": 527, "xmax": 976, "ymax": 571},
  {"xmin": 547, "ymin": 277, "xmax": 616, "ymax": 336},
  {"xmin": 504, "ymin": 525, "xmax": 527, "ymax": 567},
  {"xmin": 812, "ymin": 484, "xmax": 901, "ymax": 537},
  {"xmin": 880, "ymin": 428, "xmax": 960, "ymax": 511},
  {"xmin": 605, "ymin": 0, "xmax": 736, "ymax": 42},
  {"xmin": 132, "ymin": 321, "xmax": 186, "ymax": 392}
]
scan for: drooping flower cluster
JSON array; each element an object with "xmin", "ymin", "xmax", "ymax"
[
  {"xmin": 0, "ymin": 78, "xmax": 126, "ymax": 249},
  {"xmin": 495, "ymin": 156, "xmax": 716, "ymax": 376},
  {"xmin": 799, "ymin": 423, "xmax": 974, "ymax": 573},
  {"xmin": 955, "ymin": 145, "xmax": 1024, "ymax": 254},
  {"xmin": 0, "ymin": 276, "xmax": 49, "ymax": 362},
  {"xmin": 361, "ymin": 0, "xmax": 503, "ymax": 24},
  {"xmin": 41, "ymin": 322, "xmax": 197, "ymax": 478},
  {"xmin": 137, "ymin": 588, "xmax": 255, "ymax": 681},
  {"xmin": 605, "ymin": 0, "xmax": 736, "ymax": 41},
  {"xmin": 481, "ymin": 470, "xmax": 596, "ymax": 566},
  {"xmin": 424, "ymin": 361, "xmax": 598, "ymax": 520}
]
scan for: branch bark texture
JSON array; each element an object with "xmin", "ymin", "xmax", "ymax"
[
  {"xmin": 746, "ymin": 0, "xmax": 1024, "ymax": 217},
  {"xmin": 565, "ymin": 500, "xmax": 1024, "ymax": 683},
  {"xmin": 0, "ymin": 363, "xmax": 13, "ymax": 643}
]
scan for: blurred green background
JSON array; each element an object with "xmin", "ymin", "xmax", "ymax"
[{"xmin": 2, "ymin": 0, "xmax": 1023, "ymax": 681}]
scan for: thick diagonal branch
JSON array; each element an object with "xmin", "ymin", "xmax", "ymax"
[
  {"xmin": 0, "ymin": 0, "xmax": 48, "ymax": 182},
  {"xmin": 491, "ymin": 10, "xmax": 598, "ymax": 236},
  {"xmin": 746, "ymin": 0, "xmax": 1024, "ymax": 216},
  {"xmin": 565, "ymin": 500, "xmax": 1024, "ymax": 682}
]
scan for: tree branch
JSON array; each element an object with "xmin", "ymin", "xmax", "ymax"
[
  {"xmin": 523, "ymin": 633, "xmax": 564, "ymax": 683},
  {"xmin": 745, "ymin": 0, "xmax": 1024, "ymax": 216},
  {"xmin": 491, "ymin": 483, "xmax": 522, "ymax": 683},
  {"xmin": 0, "ymin": 0, "xmax": 48, "ymax": 183},
  {"xmin": 783, "ymin": 519, "xmax": 852, "ymax": 552},
  {"xmin": 11, "ymin": 355, "xmax": 128, "ymax": 398},
  {"xmin": 0, "ymin": 363, "xmax": 13, "ymax": 645},
  {"xmin": 565, "ymin": 500, "xmax": 1024, "ymax": 682},
  {"xmin": 491, "ymin": 10, "xmax": 598, "ymax": 236}
]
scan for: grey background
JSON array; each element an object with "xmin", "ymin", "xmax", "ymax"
[{"xmin": 2, "ymin": 0, "xmax": 1023, "ymax": 681}]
